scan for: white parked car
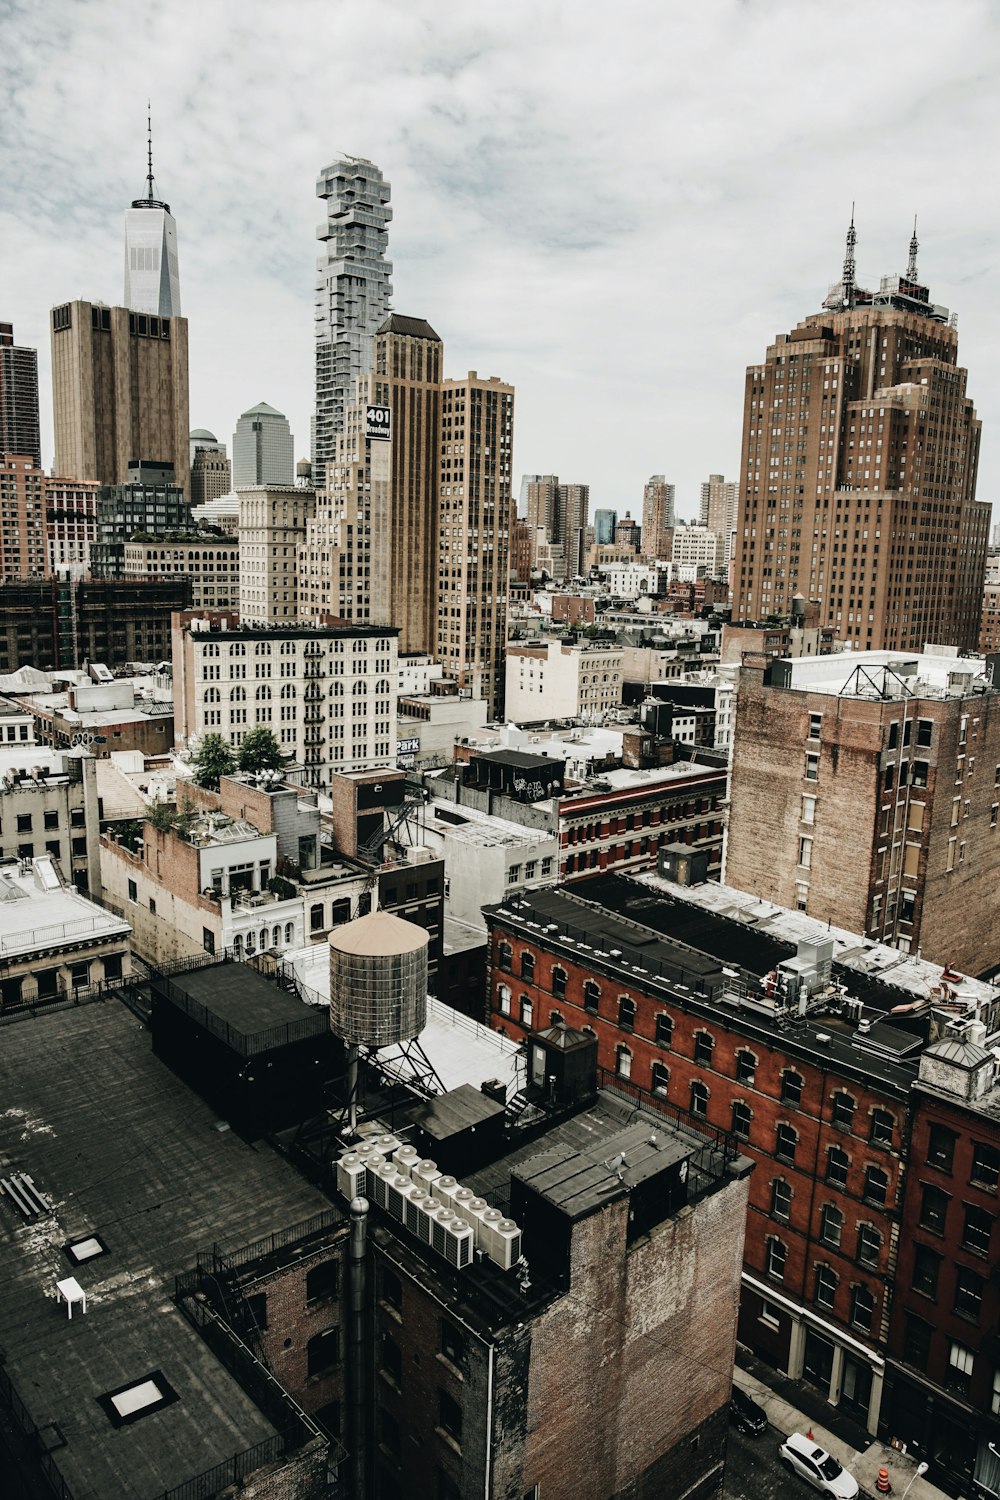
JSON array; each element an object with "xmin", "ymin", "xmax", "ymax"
[{"xmin": 778, "ymin": 1433, "xmax": 860, "ymax": 1499}]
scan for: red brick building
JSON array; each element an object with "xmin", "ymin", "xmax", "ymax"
[
  {"xmin": 484, "ymin": 872, "xmax": 1000, "ymax": 1485},
  {"xmin": 883, "ymin": 1034, "xmax": 1000, "ymax": 1494}
]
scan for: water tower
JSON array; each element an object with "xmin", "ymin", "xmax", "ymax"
[{"xmin": 329, "ymin": 909, "xmax": 439, "ymax": 1129}]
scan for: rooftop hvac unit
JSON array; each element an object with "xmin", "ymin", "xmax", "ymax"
[
  {"xmin": 387, "ymin": 1174, "xmax": 413, "ymax": 1222},
  {"xmin": 442, "ymin": 1218, "xmax": 474, "ymax": 1270},
  {"xmin": 367, "ymin": 1161, "xmax": 397, "ymax": 1209},
  {"xmin": 432, "ymin": 1210, "xmax": 466, "ymax": 1262},
  {"xmin": 489, "ymin": 1219, "xmax": 522, "ymax": 1272},
  {"xmin": 412, "ymin": 1159, "xmax": 441, "ymax": 1192},
  {"xmin": 452, "ymin": 1186, "xmax": 476, "ymax": 1225},
  {"xmin": 843, "ymin": 998, "xmax": 864, "ymax": 1025},
  {"xmin": 419, "ymin": 1201, "xmax": 444, "ymax": 1244},
  {"xmin": 405, "ymin": 1188, "xmax": 428, "ymax": 1235},
  {"xmin": 393, "ymin": 1144, "xmax": 419, "ymax": 1178},
  {"xmin": 337, "ymin": 1152, "xmax": 367, "ymax": 1203},
  {"xmin": 464, "ymin": 1197, "xmax": 491, "ymax": 1248},
  {"xmin": 433, "ymin": 1174, "xmax": 459, "ymax": 1208},
  {"xmin": 480, "ymin": 1207, "xmax": 504, "ymax": 1257},
  {"xmin": 372, "ymin": 1133, "xmax": 402, "ymax": 1157}
]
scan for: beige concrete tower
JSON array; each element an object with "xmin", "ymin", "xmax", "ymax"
[
  {"xmin": 731, "ymin": 224, "xmax": 988, "ymax": 652},
  {"xmin": 437, "ymin": 372, "xmax": 514, "ymax": 717},
  {"xmin": 50, "ymin": 300, "xmax": 189, "ymax": 495}
]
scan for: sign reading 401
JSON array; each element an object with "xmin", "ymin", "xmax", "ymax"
[{"xmin": 366, "ymin": 404, "xmax": 391, "ymax": 441}]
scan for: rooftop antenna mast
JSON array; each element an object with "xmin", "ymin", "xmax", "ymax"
[
  {"xmin": 842, "ymin": 204, "xmax": 857, "ymax": 310},
  {"xmin": 145, "ymin": 101, "xmax": 155, "ymax": 203},
  {"xmin": 907, "ymin": 215, "xmax": 919, "ymax": 282}
]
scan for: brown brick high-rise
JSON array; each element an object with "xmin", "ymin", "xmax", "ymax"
[{"xmin": 732, "ymin": 227, "xmax": 988, "ymax": 652}]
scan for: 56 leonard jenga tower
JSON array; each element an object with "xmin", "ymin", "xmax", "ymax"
[{"xmin": 731, "ymin": 220, "xmax": 989, "ymax": 652}]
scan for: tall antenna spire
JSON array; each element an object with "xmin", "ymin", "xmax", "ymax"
[
  {"xmin": 131, "ymin": 102, "xmax": 170, "ymax": 213},
  {"xmin": 907, "ymin": 215, "xmax": 919, "ymax": 281},
  {"xmin": 842, "ymin": 204, "xmax": 856, "ymax": 310},
  {"xmin": 146, "ymin": 100, "xmax": 155, "ymax": 204}
]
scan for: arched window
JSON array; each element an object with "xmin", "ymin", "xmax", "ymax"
[
  {"xmin": 732, "ymin": 1101, "xmax": 752, "ymax": 1140},
  {"xmin": 827, "ymin": 1147, "xmax": 849, "ymax": 1187},
  {"xmin": 519, "ymin": 995, "xmax": 533, "ymax": 1028},
  {"xmin": 770, "ymin": 1179, "xmax": 792, "ymax": 1221},
  {"xmin": 864, "ymin": 1164, "xmax": 889, "ymax": 1206},
  {"xmin": 857, "ymin": 1223, "xmax": 881, "ymax": 1268},
  {"xmin": 520, "ymin": 952, "xmax": 535, "ymax": 981},
  {"xmin": 551, "ymin": 965, "xmax": 567, "ymax": 999},
  {"xmin": 851, "ymin": 1285, "xmax": 874, "ymax": 1334},
  {"xmin": 583, "ymin": 980, "xmax": 600, "ymax": 1012},
  {"xmin": 694, "ymin": 1030, "xmax": 715, "ymax": 1066},
  {"xmin": 284, "ymin": 922, "xmax": 294, "ymax": 944},
  {"xmin": 549, "ymin": 1010, "xmax": 564, "ymax": 1027},
  {"xmin": 776, "ymin": 1124, "xmax": 798, "ymax": 1163},
  {"xmin": 691, "ymin": 1081, "xmax": 709, "ymax": 1118},
  {"xmin": 498, "ymin": 942, "xmax": 512, "ymax": 972},
  {"xmin": 498, "ymin": 984, "xmax": 512, "ymax": 1017},
  {"xmin": 781, "ymin": 1069, "xmax": 803, "ymax": 1105},
  {"xmin": 616, "ymin": 1044, "xmax": 632, "ymax": 1079},
  {"xmin": 820, "ymin": 1203, "xmax": 843, "ymax": 1248},
  {"xmin": 652, "ymin": 1061, "xmax": 669, "ymax": 1098},
  {"xmin": 815, "ymin": 1265, "xmax": 838, "ymax": 1310},
  {"xmin": 281, "ymin": 683, "xmax": 296, "ymax": 700},
  {"xmin": 204, "ymin": 687, "xmax": 220, "ymax": 703},
  {"xmin": 618, "ymin": 996, "xmax": 636, "ymax": 1030},
  {"xmin": 832, "ymin": 1091, "xmax": 855, "ymax": 1129},
  {"xmin": 766, "ymin": 1237, "xmax": 786, "ymax": 1281},
  {"xmin": 231, "ymin": 686, "xmax": 246, "ymax": 703},
  {"xmin": 233, "ymin": 933, "xmax": 244, "ymax": 958},
  {"xmin": 255, "ymin": 684, "xmax": 272, "ymax": 701},
  {"xmin": 272, "ymin": 925, "xmax": 281, "ymax": 947},
  {"xmin": 655, "ymin": 1013, "xmax": 673, "ymax": 1047}
]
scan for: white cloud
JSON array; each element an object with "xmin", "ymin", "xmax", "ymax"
[{"xmin": 2, "ymin": 0, "xmax": 999, "ymax": 519}]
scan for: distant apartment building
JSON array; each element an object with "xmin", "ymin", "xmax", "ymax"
[
  {"xmin": 602, "ymin": 560, "xmax": 668, "ymax": 600},
  {"xmin": 726, "ymin": 648, "xmax": 1000, "ymax": 973},
  {"xmin": 0, "ymin": 455, "xmax": 47, "ymax": 580},
  {"xmin": 979, "ymin": 577, "xmax": 1000, "ymax": 654},
  {"xmin": 45, "ymin": 474, "xmax": 101, "ymax": 574},
  {"xmin": 672, "ymin": 521, "xmax": 724, "ymax": 577},
  {"xmin": 172, "ymin": 613, "xmax": 398, "ymax": 788},
  {"xmin": 0, "ymin": 743, "xmax": 101, "ymax": 893},
  {"xmin": 436, "ymin": 372, "xmax": 514, "ymax": 717},
  {"xmin": 614, "ymin": 512, "xmax": 641, "ymax": 551},
  {"xmin": 19, "ymin": 674, "xmax": 175, "ymax": 760},
  {"xmin": 720, "ymin": 597, "xmax": 842, "ymax": 664},
  {"xmin": 239, "ymin": 482, "xmax": 316, "ymax": 626},
  {"xmin": 509, "ymin": 512, "xmax": 534, "ymax": 583},
  {"xmin": 641, "ymin": 476, "xmax": 674, "ymax": 559},
  {"xmin": 50, "ymin": 299, "xmax": 189, "ymax": 494},
  {"xmin": 232, "ymin": 402, "xmax": 295, "ymax": 487},
  {"xmin": 505, "ymin": 640, "xmax": 623, "ymax": 723},
  {"xmin": 122, "ymin": 535, "xmax": 238, "ymax": 608},
  {"xmin": 0, "ymin": 320, "xmax": 41, "ymax": 467},
  {"xmin": 699, "ymin": 472, "xmax": 738, "ymax": 560},
  {"xmin": 524, "ymin": 474, "xmax": 588, "ymax": 579}
]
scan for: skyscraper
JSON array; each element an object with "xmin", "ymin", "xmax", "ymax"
[
  {"xmin": 232, "ymin": 403, "xmax": 294, "ymax": 487},
  {"xmin": 437, "ymin": 371, "xmax": 514, "ymax": 717},
  {"xmin": 732, "ymin": 223, "xmax": 989, "ymax": 652},
  {"xmin": 313, "ymin": 157, "xmax": 392, "ymax": 488},
  {"xmin": 50, "ymin": 300, "xmax": 189, "ymax": 494},
  {"xmin": 640, "ymin": 476, "xmax": 674, "ymax": 559},
  {"xmin": 123, "ymin": 114, "xmax": 181, "ymax": 319},
  {"xmin": 0, "ymin": 322, "xmax": 41, "ymax": 468},
  {"xmin": 699, "ymin": 473, "xmax": 737, "ymax": 560}
]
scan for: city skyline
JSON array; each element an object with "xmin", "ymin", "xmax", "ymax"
[{"xmin": 2, "ymin": 2, "xmax": 999, "ymax": 522}]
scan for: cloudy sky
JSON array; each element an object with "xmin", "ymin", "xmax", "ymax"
[{"xmin": 3, "ymin": 0, "xmax": 999, "ymax": 521}]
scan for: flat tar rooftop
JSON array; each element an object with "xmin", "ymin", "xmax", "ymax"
[
  {"xmin": 769, "ymin": 646, "xmax": 996, "ymax": 700},
  {"xmin": 0, "ymin": 856, "xmax": 129, "ymax": 959},
  {"xmin": 0, "ymin": 999, "xmax": 332, "ymax": 1500}
]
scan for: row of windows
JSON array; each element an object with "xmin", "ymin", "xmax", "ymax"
[{"xmin": 764, "ymin": 1237, "xmax": 876, "ymax": 1332}]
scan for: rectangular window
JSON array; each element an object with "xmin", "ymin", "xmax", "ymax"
[
  {"xmin": 912, "ymin": 1244, "xmax": 940, "ymax": 1298},
  {"xmin": 440, "ymin": 1320, "xmax": 465, "ymax": 1368},
  {"xmin": 804, "ymin": 753, "xmax": 819, "ymax": 781},
  {"xmin": 815, "ymin": 1265, "xmax": 837, "ymax": 1309},
  {"xmin": 954, "ymin": 1267, "xmax": 984, "ymax": 1323},
  {"xmin": 962, "ymin": 1204, "xmax": 993, "ymax": 1257},
  {"xmin": 919, "ymin": 1184, "xmax": 949, "ymax": 1234},
  {"xmin": 927, "ymin": 1123, "xmax": 956, "ymax": 1172},
  {"xmin": 781, "ymin": 1071, "xmax": 802, "ymax": 1105},
  {"xmin": 438, "ymin": 1390, "xmax": 462, "ymax": 1447},
  {"xmin": 767, "ymin": 1239, "xmax": 786, "ymax": 1281},
  {"xmin": 801, "ymin": 795, "xmax": 816, "ymax": 825},
  {"xmin": 798, "ymin": 836, "xmax": 813, "ymax": 869},
  {"xmin": 904, "ymin": 1316, "xmax": 932, "ymax": 1372},
  {"xmin": 971, "ymin": 1142, "xmax": 1000, "ymax": 1191},
  {"xmin": 947, "ymin": 1341, "xmax": 974, "ymax": 1394},
  {"xmin": 771, "ymin": 1179, "xmax": 791, "ymax": 1221},
  {"xmin": 694, "ymin": 1031, "xmax": 714, "ymax": 1065},
  {"xmin": 127, "ymin": 879, "xmax": 138, "ymax": 903},
  {"xmin": 776, "ymin": 1124, "xmax": 797, "ymax": 1164},
  {"xmin": 808, "ymin": 712, "xmax": 822, "ymax": 739}
]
